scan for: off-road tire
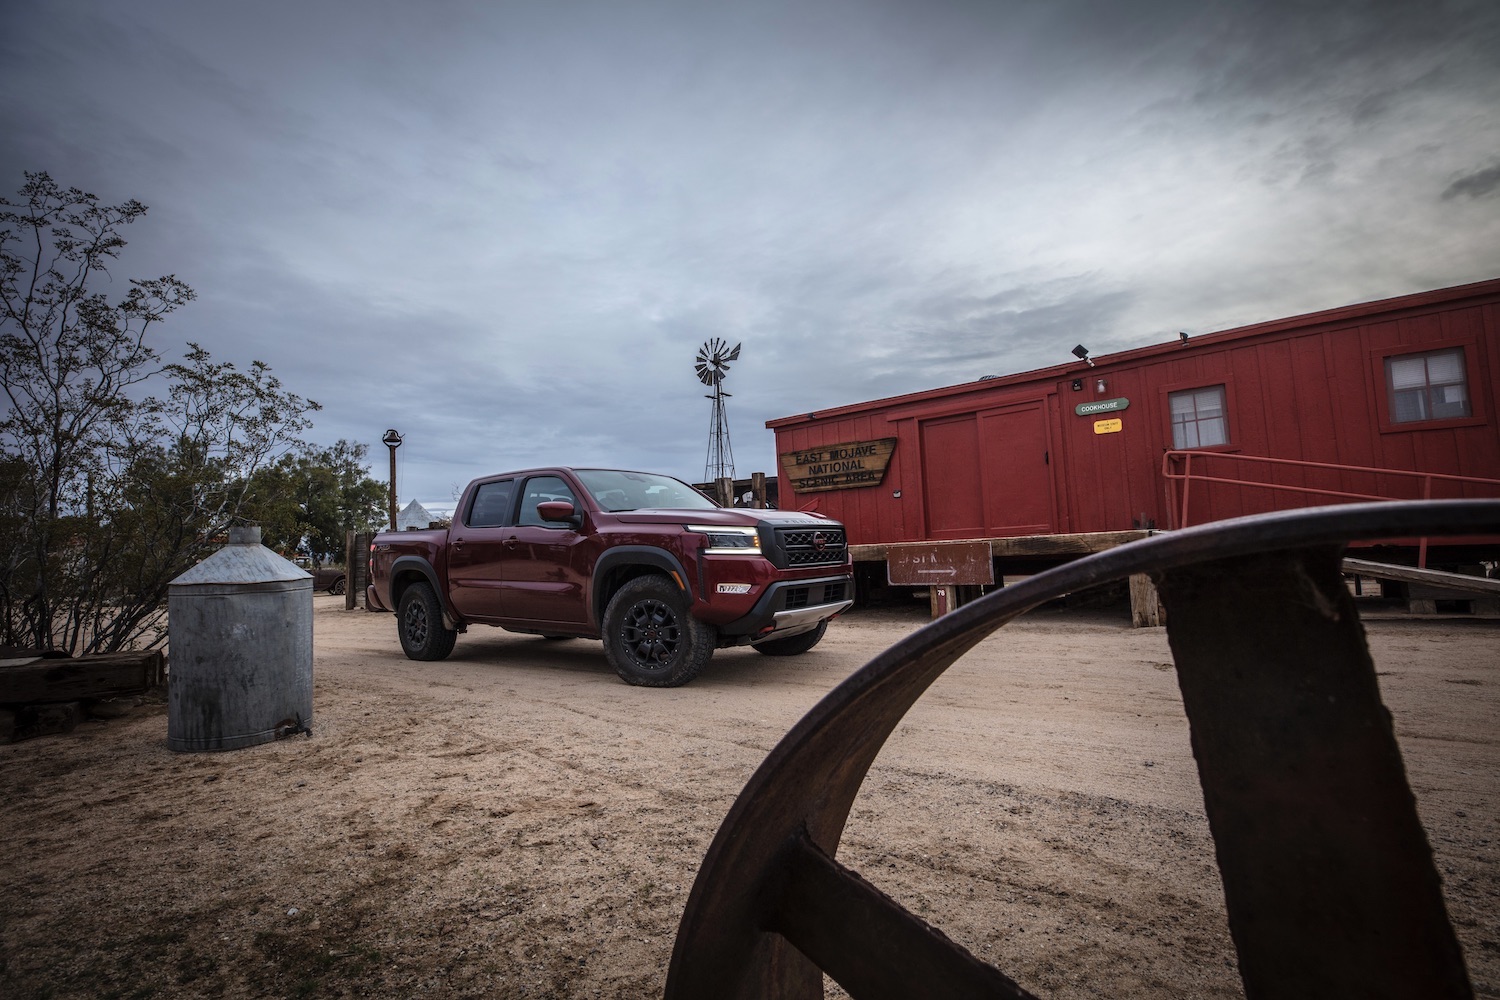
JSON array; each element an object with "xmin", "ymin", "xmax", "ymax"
[
  {"xmin": 752, "ymin": 620, "xmax": 828, "ymax": 656},
  {"xmin": 601, "ymin": 575, "xmax": 714, "ymax": 687},
  {"xmin": 398, "ymin": 582, "xmax": 457, "ymax": 661}
]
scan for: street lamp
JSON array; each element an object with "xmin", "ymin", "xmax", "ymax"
[{"xmin": 382, "ymin": 429, "xmax": 402, "ymax": 531}]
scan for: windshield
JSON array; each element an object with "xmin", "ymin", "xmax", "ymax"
[{"xmin": 575, "ymin": 470, "xmax": 719, "ymax": 512}]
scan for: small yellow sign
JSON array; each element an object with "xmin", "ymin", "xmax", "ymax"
[{"xmin": 1094, "ymin": 418, "xmax": 1123, "ymax": 435}]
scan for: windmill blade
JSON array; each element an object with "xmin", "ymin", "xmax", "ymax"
[
  {"xmin": 695, "ymin": 341, "xmax": 716, "ymax": 384},
  {"xmin": 695, "ymin": 338, "xmax": 740, "ymax": 385}
]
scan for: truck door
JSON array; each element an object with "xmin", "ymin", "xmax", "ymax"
[
  {"xmin": 498, "ymin": 474, "xmax": 591, "ymax": 627},
  {"xmin": 447, "ymin": 478, "xmax": 515, "ymax": 620}
]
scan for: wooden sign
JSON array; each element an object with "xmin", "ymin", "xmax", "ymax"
[
  {"xmin": 886, "ymin": 540, "xmax": 995, "ymax": 586},
  {"xmin": 1094, "ymin": 418, "xmax": 1123, "ymax": 434},
  {"xmin": 781, "ymin": 437, "xmax": 897, "ymax": 493}
]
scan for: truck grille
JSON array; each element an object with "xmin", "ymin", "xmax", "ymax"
[{"xmin": 773, "ymin": 526, "xmax": 848, "ymax": 568}]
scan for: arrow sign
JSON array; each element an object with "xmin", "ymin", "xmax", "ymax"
[{"xmin": 886, "ymin": 541, "xmax": 994, "ymax": 586}]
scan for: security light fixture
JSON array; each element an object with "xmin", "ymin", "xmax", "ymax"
[
  {"xmin": 1071, "ymin": 379, "xmax": 1083, "ymax": 391},
  {"xmin": 1179, "ymin": 331, "xmax": 1190, "ymax": 343},
  {"xmin": 1072, "ymin": 344, "xmax": 1095, "ymax": 367}
]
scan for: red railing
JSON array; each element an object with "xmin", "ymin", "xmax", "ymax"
[{"xmin": 1162, "ymin": 451, "xmax": 1500, "ymax": 566}]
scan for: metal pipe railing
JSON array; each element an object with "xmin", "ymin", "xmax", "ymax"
[{"xmin": 1162, "ymin": 451, "xmax": 1500, "ymax": 566}]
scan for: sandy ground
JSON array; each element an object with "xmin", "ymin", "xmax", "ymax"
[{"xmin": 1, "ymin": 594, "xmax": 1496, "ymax": 999}]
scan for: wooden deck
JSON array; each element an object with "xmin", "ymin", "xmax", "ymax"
[{"xmin": 847, "ymin": 529, "xmax": 1153, "ymax": 564}]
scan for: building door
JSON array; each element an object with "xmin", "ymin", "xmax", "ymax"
[
  {"xmin": 979, "ymin": 401, "xmax": 1054, "ymax": 535},
  {"xmin": 920, "ymin": 415, "xmax": 984, "ymax": 538}
]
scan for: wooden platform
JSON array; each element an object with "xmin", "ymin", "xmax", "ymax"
[
  {"xmin": 850, "ymin": 530, "xmax": 1161, "ymax": 625},
  {"xmin": 848, "ymin": 529, "xmax": 1152, "ymax": 564}
]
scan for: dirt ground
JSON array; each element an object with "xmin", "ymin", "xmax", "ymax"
[{"xmin": 1, "ymin": 594, "xmax": 1496, "ymax": 999}]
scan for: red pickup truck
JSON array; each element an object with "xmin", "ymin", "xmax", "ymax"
[{"xmin": 366, "ymin": 467, "xmax": 853, "ymax": 687}]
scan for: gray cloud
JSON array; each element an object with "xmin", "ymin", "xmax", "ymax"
[
  {"xmin": 1443, "ymin": 163, "xmax": 1500, "ymax": 200},
  {"xmin": 3, "ymin": 0, "xmax": 1498, "ymax": 506}
]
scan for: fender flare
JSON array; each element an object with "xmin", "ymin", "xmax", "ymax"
[
  {"xmin": 389, "ymin": 555, "xmax": 462, "ymax": 630},
  {"xmin": 592, "ymin": 546, "xmax": 692, "ymax": 627}
]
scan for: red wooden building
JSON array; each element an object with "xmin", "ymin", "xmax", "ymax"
[{"xmin": 769, "ymin": 278, "xmax": 1500, "ymax": 588}]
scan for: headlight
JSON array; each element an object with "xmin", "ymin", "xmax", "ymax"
[{"xmin": 687, "ymin": 525, "xmax": 762, "ymax": 555}]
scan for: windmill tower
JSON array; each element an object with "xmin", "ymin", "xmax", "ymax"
[{"xmin": 695, "ymin": 338, "xmax": 741, "ymax": 483}]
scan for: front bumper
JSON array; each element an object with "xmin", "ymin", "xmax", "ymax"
[{"xmin": 717, "ymin": 574, "xmax": 853, "ymax": 640}]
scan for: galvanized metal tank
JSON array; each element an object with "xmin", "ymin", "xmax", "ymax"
[{"xmin": 167, "ymin": 526, "xmax": 313, "ymax": 752}]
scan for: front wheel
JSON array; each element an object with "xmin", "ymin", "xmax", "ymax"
[
  {"xmin": 397, "ymin": 582, "xmax": 457, "ymax": 661},
  {"xmin": 330, "ymin": 576, "xmax": 346, "ymax": 595},
  {"xmin": 752, "ymin": 620, "xmax": 828, "ymax": 656},
  {"xmin": 602, "ymin": 576, "xmax": 714, "ymax": 687}
]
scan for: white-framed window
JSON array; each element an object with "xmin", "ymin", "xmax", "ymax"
[
  {"xmin": 1385, "ymin": 347, "xmax": 1471, "ymax": 423},
  {"xmin": 1170, "ymin": 385, "xmax": 1228, "ymax": 448}
]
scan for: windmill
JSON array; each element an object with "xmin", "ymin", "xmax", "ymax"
[{"xmin": 696, "ymin": 338, "xmax": 741, "ymax": 484}]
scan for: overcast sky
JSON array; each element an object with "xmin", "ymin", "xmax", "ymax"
[{"xmin": 4, "ymin": 0, "xmax": 1498, "ymax": 511}]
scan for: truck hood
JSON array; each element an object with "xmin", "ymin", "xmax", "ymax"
[{"xmin": 608, "ymin": 508, "xmax": 839, "ymax": 528}]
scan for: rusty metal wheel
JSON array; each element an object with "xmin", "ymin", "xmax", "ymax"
[{"xmin": 666, "ymin": 500, "xmax": 1498, "ymax": 1000}]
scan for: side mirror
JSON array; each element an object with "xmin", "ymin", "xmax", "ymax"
[{"xmin": 537, "ymin": 500, "xmax": 579, "ymax": 526}]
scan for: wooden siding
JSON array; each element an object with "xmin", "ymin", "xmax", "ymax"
[{"xmin": 769, "ymin": 279, "xmax": 1500, "ymax": 547}]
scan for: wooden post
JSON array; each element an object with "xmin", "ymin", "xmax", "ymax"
[
  {"xmin": 345, "ymin": 531, "xmax": 357, "ymax": 610},
  {"xmin": 1130, "ymin": 573, "xmax": 1164, "ymax": 627},
  {"xmin": 346, "ymin": 532, "xmax": 372, "ymax": 610},
  {"xmin": 715, "ymin": 477, "xmax": 734, "ymax": 507},
  {"xmin": 751, "ymin": 472, "xmax": 767, "ymax": 509},
  {"xmin": 388, "ymin": 448, "xmax": 398, "ymax": 529},
  {"xmin": 382, "ymin": 429, "xmax": 402, "ymax": 531}
]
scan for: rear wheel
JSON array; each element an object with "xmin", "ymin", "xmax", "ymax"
[
  {"xmin": 330, "ymin": 575, "xmax": 346, "ymax": 595},
  {"xmin": 397, "ymin": 582, "xmax": 457, "ymax": 661},
  {"xmin": 602, "ymin": 576, "xmax": 714, "ymax": 687},
  {"xmin": 752, "ymin": 620, "xmax": 828, "ymax": 656}
]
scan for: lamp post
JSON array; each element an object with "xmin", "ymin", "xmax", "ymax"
[{"xmin": 382, "ymin": 429, "xmax": 402, "ymax": 531}]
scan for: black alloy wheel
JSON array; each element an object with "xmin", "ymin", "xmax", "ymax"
[
  {"xmin": 602, "ymin": 576, "xmax": 713, "ymax": 687},
  {"xmin": 397, "ymin": 582, "xmax": 457, "ymax": 661}
]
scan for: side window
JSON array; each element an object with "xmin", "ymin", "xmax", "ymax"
[
  {"xmin": 467, "ymin": 480, "xmax": 514, "ymax": 528},
  {"xmin": 1169, "ymin": 385, "xmax": 1229, "ymax": 448},
  {"xmin": 1386, "ymin": 347, "xmax": 1471, "ymax": 423},
  {"xmin": 518, "ymin": 475, "xmax": 579, "ymax": 527}
]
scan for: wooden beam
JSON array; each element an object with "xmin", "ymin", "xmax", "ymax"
[
  {"xmin": 1342, "ymin": 558, "xmax": 1500, "ymax": 596},
  {"xmin": 0, "ymin": 650, "xmax": 165, "ymax": 705}
]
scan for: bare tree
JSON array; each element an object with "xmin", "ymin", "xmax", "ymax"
[{"xmin": 1, "ymin": 172, "xmax": 317, "ymax": 652}]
